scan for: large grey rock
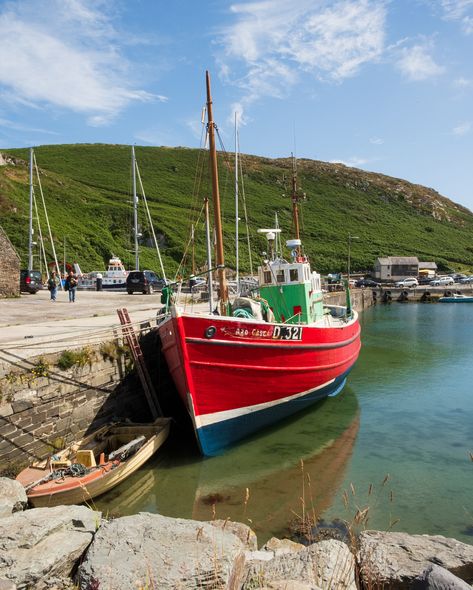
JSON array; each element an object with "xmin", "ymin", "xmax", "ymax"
[
  {"xmin": 358, "ymin": 531, "xmax": 473, "ymax": 590},
  {"xmin": 77, "ymin": 512, "xmax": 246, "ymax": 590},
  {"xmin": 412, "ymin": 563, "xmax": 473, "ymax": 589},
  {"xmin": 243, "ymin": 539, "xmax": 356, "ymax": 590},
  {"xmin": 260, "ymin": 582, "xmax": 320, "ymax": 590},
  {"xmin": 261, "ymin": 538, "xmax": 305, "ymax": 556},
  {"xmin": 0, "ymin": 579, "xmax": 17, "ymax": 590},
  {"xmin": 0, "ymin": 479, "xmax": 27, "ymax": 518},
  {"xmin": 210, "ymin": 519, "xmax": 258, "ymax": 550},
  {"xmin": 0, "ymin": 505, "xmax": 100, "ymax": 590}
]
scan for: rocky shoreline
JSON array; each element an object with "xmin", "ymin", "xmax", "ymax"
[{"xmin": 1, "ymin": 478, "xmax": 472, "ymax": 590}]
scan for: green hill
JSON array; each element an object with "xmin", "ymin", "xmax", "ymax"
[{"xmin": 1, "ymin": 143, "xmax": 472, "ymax": 277}]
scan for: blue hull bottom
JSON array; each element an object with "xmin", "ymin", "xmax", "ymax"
[{"xmin": 196, "ymin": 368, "xmax": 353, "ymax": 456}]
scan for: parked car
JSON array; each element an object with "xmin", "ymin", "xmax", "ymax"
[
  {"xmin": 395, "ymin": 277, "xmax": 418, "ymax": 288},
  {"xmin": 20, "ymin": 269, "xmax": 43, "ymax": 294},
  {"xmin": 354, "ymin": 278, "xmax": 379, "ymax": 288},
  {"xmin": 452, "ymin": 273, "xmax": 467, "ymax": 283},
  {"xmin": 459, "ymin": 276, "xmax": 473, "ymax": 284},
  {"xmin": 126, "ymin": 270, "xmax": 165, "ymax": 294},
  {"xmin": 429, "ymin": 276, "xmax": 454, "ymax": 286}
]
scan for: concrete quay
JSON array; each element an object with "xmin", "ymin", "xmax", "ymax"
[{"xmin": 372, "ymin": 283, "xmax": 473, "ymax": 303}]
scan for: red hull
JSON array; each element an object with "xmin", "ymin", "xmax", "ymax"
[{"xmin": 158, "ymin": 310, "xmax": 361, "ymax": 454}]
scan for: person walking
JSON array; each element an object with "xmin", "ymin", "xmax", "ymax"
[
  {"xmin": 47, "ymin": 270, "xmax": 59, "ymax": 301},
  {"xmin": 65, "ymin": 270, "xmax": 78, "ymax": 303}
]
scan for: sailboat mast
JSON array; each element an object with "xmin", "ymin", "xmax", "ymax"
[
  {"xmin": 28, "ymin": 148, "xmax": 34, "ymax": 271},
  {"xmin": 235, "ymin": 113, "xmax": 239, "ymax": 292},
  {"xmin": 290, "ymin": 154, "xmax": 302, "ymax": 257},
  {"xmin": 132, "ymin": 145, "xmax": 139, "ymax": 270},
  {"xmin": 206, "ymin": 71, "xmax": 228, "ymax": 312},
  {"xmin": 204, "ymin": 197, "xmax": 215, "ymax": 312}
]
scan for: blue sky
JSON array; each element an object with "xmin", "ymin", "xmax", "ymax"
[{"xmin": 0, "ymin": 0, "xmax": 472, "ymax": 209}]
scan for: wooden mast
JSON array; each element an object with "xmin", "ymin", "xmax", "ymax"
[
  {"xmin": 206, "ymin": 71, "xmax": 228, "ymax": 313},
  {"xmin": 290, "ymin": 154, "xmax": 303, "ymax": 258}
]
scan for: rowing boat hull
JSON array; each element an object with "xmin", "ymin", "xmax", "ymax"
[
  {"xmin": 158, "ymin": 309, "xmax": 361, "ymax": 456},
  {"xmin": 17, "ymin": 420, "xmax": 170, "ymax": 507}
]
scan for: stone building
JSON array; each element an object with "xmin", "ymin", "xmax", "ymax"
[
  {"xmin": 0, "ymin": 225, "xmax": 20, "ymax": 297},
  {"xmin": 373, "ymin": 256, "xmax": 419, "ymax": 282}
]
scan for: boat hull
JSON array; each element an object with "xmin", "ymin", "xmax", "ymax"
[
  {"xmin": 17, "ymin": 419, "xmax": 170, "ymax": 507},
  {"xmin": 439, "ymin": 296, "xmax": 473, "ymax": 303},
  {"xmin": 158, "ymin": 310, "xmax": 360, "ymax": 456}
]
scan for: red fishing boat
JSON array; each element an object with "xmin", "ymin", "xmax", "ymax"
[{"xmin": 157, "ymin": 72, "xmax": 361, "ymax": 456}]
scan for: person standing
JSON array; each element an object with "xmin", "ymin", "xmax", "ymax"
[
  {"xmin": 47, "ymin": 270, "xmax": 59, "ymax": 301},
  {"xmin": 65, "ymin": 270, "xmax": 78, "ymax": 303}
]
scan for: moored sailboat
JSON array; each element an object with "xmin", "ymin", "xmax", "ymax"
[{"xmin": 157, "ymin": 72, "xmax": 361, "ymax": 456}]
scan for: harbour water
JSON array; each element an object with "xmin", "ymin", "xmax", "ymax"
[{"xmin": 96, "ymin": 303, "xmax": 473, "ymax": 543}]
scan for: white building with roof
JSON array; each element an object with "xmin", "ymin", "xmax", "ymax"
[{"xmin": 373, "ymin": 256, "xmax": 419, "ymax": 282}]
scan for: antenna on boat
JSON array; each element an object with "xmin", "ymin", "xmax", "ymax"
[
  {"xmin": 206, "ymin": 70, "xmax": 228, "ymax": 314},
  {"xmin": 257, "ymin": 228, "xmax": 281, "ymax": 261}
]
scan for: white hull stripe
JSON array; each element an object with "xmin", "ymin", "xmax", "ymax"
[{"xmin": 193, "ymin": 376, "xmax": 336, "ymax": 429}]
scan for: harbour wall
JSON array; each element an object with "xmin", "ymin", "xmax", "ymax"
[
  {"xmin": 324, "ymin": 287, "xmax": 376, "ymax": 311},
  {"xmin": 0, "ymin": 342, "xmax": 151, "ymax": 472}
]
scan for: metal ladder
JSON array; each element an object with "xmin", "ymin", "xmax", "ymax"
[{"xmin": 117, "ymin": 308, "xmax": 162, "ymax": 419}]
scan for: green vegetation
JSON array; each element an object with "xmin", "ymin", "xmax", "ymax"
[
  {"xmin": 1, "ymin": 143, "xmax": 473, "ymax": 275},
  {"xmin": 56, "ymin": 347, "xmax": 95, "ymax": 370}
]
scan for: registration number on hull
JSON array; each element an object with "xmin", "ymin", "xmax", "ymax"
[{"xmin": 272, "ymin": 325, "xmax": 303, "ymax": 341}]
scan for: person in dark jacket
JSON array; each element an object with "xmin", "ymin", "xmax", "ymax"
[
  {"xmin": 65, "ymin": 271, "xmax": 78, "ymax": 302},
  {"xmin": 47, "ymin": 271, "xmax": 59, "ymax": 301}
]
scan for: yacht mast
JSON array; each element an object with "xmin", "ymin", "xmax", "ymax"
[
  {"xmin": 132, "ymin": 145, "xmax": 139, "ymax": 270},
  {"xmin": 28, "ymin": 148, "xmax": 34, "ymax": 270},
  {"xmin": 204, "ymin": 197, "xmax": 215, "ymax": 312},
  {"xmin": 290, "ymin": 154, "xmax": 304, "ymax": 258},
  {"xmin": 206, "ymin": 71, "xmax": 228, "ymax": 313},
  {"xmin": 235, "ymin": 112, "xmax": 239, "ymax": 292}
]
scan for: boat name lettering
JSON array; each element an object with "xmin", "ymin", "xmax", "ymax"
[{"xmin": 272, "ymin": 326, "xmax": 303, "ymax": 341}]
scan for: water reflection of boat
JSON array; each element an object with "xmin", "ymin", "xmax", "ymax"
[{"xmin": 96, "ymin": 391, "xmax": 359, "ymax": 542}]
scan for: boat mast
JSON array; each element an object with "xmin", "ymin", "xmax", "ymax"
[
  {"xmin": 28, "ymin": 148, "xmax": 34, "ymax": 270},
  {"xmin": 235, "ymin": 112, "xmax": 239, "ymax": 292},
  {"xmin": 206, "ymin": 71, "xmax": 228, "ymax": 313},
  {"xmin": 290, "ymin": 153, "xmax": 303, "ymax": 258},
  {"xmin": 132, "ymin": 146, "xmax": 139, "ymax": 270},
  {"xmin": 204, "ymin": 197, "xmax": 215, "ymax": 312}
]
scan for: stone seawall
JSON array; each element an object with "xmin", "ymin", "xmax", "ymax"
[
  {"xmin": 0, "ymin": 342, "xmax": 151, "ymax": 472},
  {"xmin": 324, "ymin": 287, "xmax": 376, "ymax": 311}
]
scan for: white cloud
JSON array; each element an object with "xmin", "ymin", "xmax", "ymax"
[
  {"xmin": 330, "ymin": 156, "xmax": 369, "ymax": 167},
  {"xmin": 396, "ymin": 44, "xmax": 445, "ymax": 81},
  {"xmin": 438, "ymin": 0, "xmax": 473, "ymax": 33},
  {"xmin": 453, "ymin": 76, "xmax": 472, "ymax": 86},
  {"xmin": 452, "ymin": 121, "xmax": 471, "ymax": 135},
  {"xmin": 439, "ymin": 0, "xmax": 473, "ymax": 19},
  {"xmin": 369, "ymin": 137, "xmax": 384, "ymax": 145},
  {"xmin": 0, "ymin": 117, "xmax": 59, "ymax": 135},
  {"xmin": 218, "ymin": 0, "xmax": 387, "ymax": 120},
  {"xmin": 0, "ymin": 0, "xmax": 161, "ymax": 125}
]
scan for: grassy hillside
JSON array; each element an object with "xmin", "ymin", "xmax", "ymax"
[{"xmin": 1, "ymin": 143, "xmax": 473, "ymax": 278}]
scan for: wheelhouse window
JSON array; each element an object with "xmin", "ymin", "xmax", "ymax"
[
  {"xmin": 276, "ymin": 270, "xmax": 285, "ymax": 283},
  {"xmin": 289, "ymin": 268, "xmax": 299, "ymax": 282},
  {"xmin": 263, "ymin": 271, "xmax": 272, "ymax": 284}
]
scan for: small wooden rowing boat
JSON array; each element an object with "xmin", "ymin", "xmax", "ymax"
[{"xmin": 16, "ymin": 418, "xmax": 171, "ymax": 507}]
